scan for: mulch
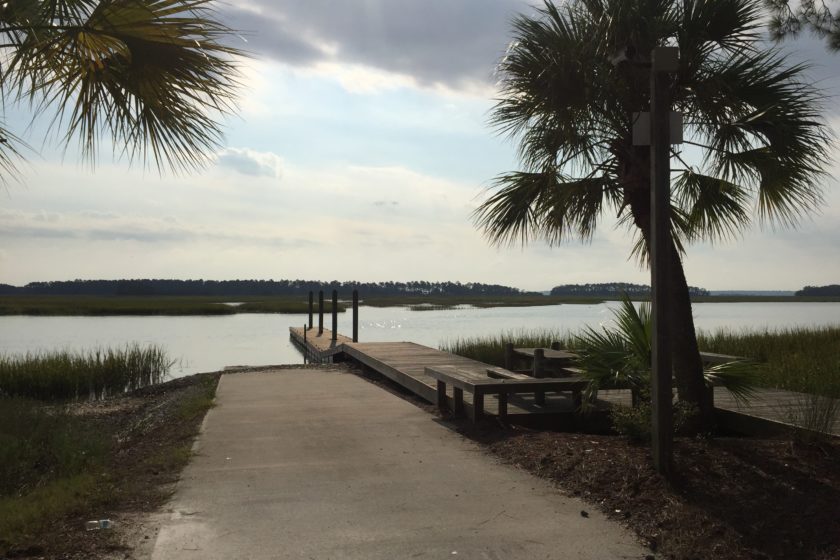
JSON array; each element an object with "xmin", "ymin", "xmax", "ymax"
[{"xmin": 475, "ymin": 427, "xmax": 840, "ymax": 560}]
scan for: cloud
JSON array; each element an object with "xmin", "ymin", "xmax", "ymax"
[
  {"xmin": 222, "ymin": 0, "xmax": 535, "ymax": 92},
  {"xmin": 215, "ymin": 147, "xmax": 284, "ymax": 179},
  {"xmin": 0, "ymin": 209, "xmax": 316, "ymax": 248}
]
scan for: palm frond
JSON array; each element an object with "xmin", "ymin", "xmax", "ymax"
[
  {"xmin": 704, "ymin": 359, "xmax": 762, "ymax": 404},
  {"xmin": 473, "ymin": 170, "xmax": 616, "ymax": 247},
  {"xmin": 5, "ymin": 0, "xmax": 245, "ymax": 173},
  {"xmin": 673, "ymin": 169, "xmax": 751, "ymax": 241}
]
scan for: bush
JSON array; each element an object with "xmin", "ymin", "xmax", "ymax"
[{"xmin": 610, "ymin": 391, "xmax": 699, "ymax": 441}]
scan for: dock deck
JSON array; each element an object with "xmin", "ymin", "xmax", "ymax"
[{"xmin": 289, "ymin": 327, "xmax": 839, "ymax": 436}]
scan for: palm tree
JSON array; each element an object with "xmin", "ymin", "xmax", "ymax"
[
  {"xmin": 0, "ymin": 0, "xmax": 242, "ymax": 175},
  {"xmin": 474, "ymin": 0, "xmax": 831, "ymax": 429}
]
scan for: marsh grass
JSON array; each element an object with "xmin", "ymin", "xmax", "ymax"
[
  {"xmin": 0, "ymin": 344, "xmax": 172, "ymax": 401},
  {"xmin": 440, "ymin": 329, "xmax": 576, "ymax": 367},
  {"xmin": 696, "ymin": 326, "xmax": 840, "ymax": 398},
  {"xmin": 443, "ymin": 325, "xmax": 840, "ymax": 398},
  {"xmin": 0, "ymin": 295, "xmax": 344, "ymax": 316}
]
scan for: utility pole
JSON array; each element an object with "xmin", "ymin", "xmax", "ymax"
[{"xmin": 649, "ymin": 46, "xmax": 679, "ymax": 478}]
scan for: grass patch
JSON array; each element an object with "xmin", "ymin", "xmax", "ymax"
[
  {"xmin": 0, "ymin": 474, "xmax": 103, "ymax": 545},
  {"xmin": 0, "ymin": 398, "xmax": 110, "ymax": 546},
  {"xmin": 0, "ymin": 344, "xmax": 172, "ymax": 401},
  {"xmin": 0, "ymin": 373, "xmax": 221, "ymax": 556},
  {"xmin": 177, "ymin": 375, "xmax": 218, "ymax": 421}
]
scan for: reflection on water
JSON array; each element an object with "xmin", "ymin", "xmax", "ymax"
[{"xmin": 1, "ymin": 302, "xmax": 838, "ymax": 378}]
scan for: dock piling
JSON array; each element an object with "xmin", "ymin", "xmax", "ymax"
[
  {"xmin": 504, "ymin": 343, "xmax": 514, "ymax": 370},
  {"xmin": 331, "ymin": 290, "xmax": 338, "ymax": 342},
  {"xmin": 308, "ymin": 291, "xmax": 313, "ymax": 329},
  {"xmin": 534, "ymin": 348, "xmax": 546, "ymax": 406},
  {"xmin": 352, "ymin": 290, "xmax": 359, "ymax": 342},
  {"xmin": 318, "ymin": 290, "xmax": 324, "ymax": 335}
]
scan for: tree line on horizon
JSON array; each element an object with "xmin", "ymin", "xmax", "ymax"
[
  {"xmin": 550, "ymin": 283, "xmax": 709, "ymax": 297},
  {"xmin": 0, "ymin": 279, "xmax": 538, "ymax": 298},
  {"xmin": 796, "ymin": 285, "xmax": 840, "ymax": 296}
]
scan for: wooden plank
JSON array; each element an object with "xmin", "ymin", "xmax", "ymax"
[
  {"xmin": 700, "ymin": 351, "xmax": 744, "ymax": 364},
  {"xmin": 514, "ymin": 348, "xmax": 577, "ymax": 360},
  {"xmin": 486, "ymin": 367, "xmax": 531, "ymax": 380}
]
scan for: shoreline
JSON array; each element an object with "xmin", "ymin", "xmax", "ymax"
[{"xmin": 2, "ymin": 294, "xmax": 839, "ymax": 316}]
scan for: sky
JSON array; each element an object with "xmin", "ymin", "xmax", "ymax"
[{"xmin": 1, "ymin": 0, "xmax": 839, "ymax": 291}]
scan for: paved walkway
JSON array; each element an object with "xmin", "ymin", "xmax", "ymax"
[{"xmin": 150, "ymin": 368, "xmax": 647, "ymax": 559}]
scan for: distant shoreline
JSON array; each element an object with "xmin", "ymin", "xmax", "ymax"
[{"xmin": 1, "ymin": 294, "xmax": 839, "ymax": 316}]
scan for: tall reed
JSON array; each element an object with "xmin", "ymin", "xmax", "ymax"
[
  {"xmin": 0, "ymin": 344, "xmax": 172, "ymax": 401},
  {"xmin": 440, "ymin": 329, "xmax": 575, "ymax": 367},
  {"xmin": 696, "ymin": 326, "xmax": 840, "ymax": 398}
]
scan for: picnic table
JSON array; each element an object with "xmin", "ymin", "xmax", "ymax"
[
  {"xmin": 425, "ymin": 365, "xmax": 588, "ymax": 423},
  {"xmin": 504, "ymin": 344, "xmax": 579, "ymax": 378}
]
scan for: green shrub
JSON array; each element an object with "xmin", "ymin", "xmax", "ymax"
[{"xmin": 610, "ymin": 390, "xmax": 698, "ymax": 441}]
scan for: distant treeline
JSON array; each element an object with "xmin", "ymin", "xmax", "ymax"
[
  {"xmin": 796, "ymin": 285, "xmax": 840, "ymax": 296},
  {"xmin": 0, "ymin": 279, "xmax": 537, "ymax": 297},
  {"xmin": 550, "ymin": 282, "xmax": 709, "ymax": 297}
]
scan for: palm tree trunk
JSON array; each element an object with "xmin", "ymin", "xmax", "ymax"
[
  {"xmin": 627, "ymin": 184, "xmax": 713, "ymax": 431},
  {"xmin": 666, "ymin": 243, "xmax": 714, "ymax": 430}
]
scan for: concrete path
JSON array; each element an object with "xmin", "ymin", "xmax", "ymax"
[{"xmin": 150, "ymin": 368, "xmax": 647, "ymax": 559}]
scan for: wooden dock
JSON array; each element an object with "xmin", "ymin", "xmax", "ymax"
[{"xmin": 289, "ymin": 327, "xmax": 839, "ymax": 436}]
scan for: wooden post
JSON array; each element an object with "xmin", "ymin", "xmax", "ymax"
[
  {"xmin": 437, "ymin": 380, "xmax": 447, "ymax": 414},
  {"xmin": 352, "ymin": 289, "xmax": 359, "ymax": 343},
  {"xmin": 534, "ymin": 348, "xmax": 546, "ymax": 406},
  {"xmin": 649, "ymin": 46, "xmax": 678, "ymax": 478},
  {"xmin": 551, "ymin": 341, "xmax": 561, "ymax": 351},
  {"xmin": 498, "ymin": 392, "xmax": 508, "ymax": 420},
  {"xmin": 308, "ymin": 291, "xmax": 313, "ymax": 330},
  {"xmin": 331, "ymin": 290, "xmax": 338, "ymax": 341},
  {"xmin": 303, "ymin": 324, "xmax": 307, "ymax": 364},
  {"xmin": 318, "ymin": 290, "xmax": 324, "ymax": 335},
  {"xmin": 453, "ymin": 387, "xmax": 464, "ymax": 418},
  {"xmin": 473, "ymin": 390, "xmax": 484, "ymax": 423},
  {"xmin": 504, "ymin": 343, "xmax": 515, "ymax": 370},
  {"xmin": 533, "ymin": 348, "xmax": 546, "ymax": 378}
]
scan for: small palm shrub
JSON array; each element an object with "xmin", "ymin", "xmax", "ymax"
[{"xmin": 572, "ymin": 296, "xmax": 758, "ymax": 437}]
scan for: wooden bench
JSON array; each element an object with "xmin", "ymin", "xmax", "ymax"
[{"xmin": 426, "ymin": 366, "xmax": 590, "ymax": 423}]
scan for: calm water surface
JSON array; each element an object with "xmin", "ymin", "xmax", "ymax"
[{"xmin": 1, "ymin": 302, "xmax": 838, "ymax": 378}]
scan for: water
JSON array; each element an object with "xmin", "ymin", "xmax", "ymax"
[{"xmin": 1, "ymin": 302, "xmax": 839, "ymax": 378}]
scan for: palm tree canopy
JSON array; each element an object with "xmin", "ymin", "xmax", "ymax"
[
  {"xmin": 476, "ymin": 0, "xmax": 831, "ymax": 254},
  {"xmin": 0, "ymin": 0, "xmax": 243, "ymax": 174}
]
